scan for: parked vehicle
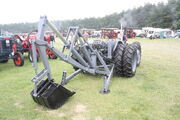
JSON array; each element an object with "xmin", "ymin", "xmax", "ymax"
[
  {"xmin": 0, "ymin": 36, "xmax": 24, "ymax": 66},
  {"xmin": 174, "ymin": 29, "xmax": 180, "ymax": 38},
  {"xmin": 101, "ymin": 28, "xmax": 118, "ymax": 39},
  {"xmin": 142, "ymin": 27, "xmax": 174, "ymax": 39},
  {"xmin": 174, "ymin": 32, "xmax": 180, "ymax": 38},
  {"xmin": 124, "ymin": 27, "xmax": 136, "ymax": 38},
  {"xmin": 14, "ymin": 32, "xmax": 57, "ymax": 62}
]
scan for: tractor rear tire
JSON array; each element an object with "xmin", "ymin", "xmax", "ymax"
[
  {"xmin": 113, "ymin": 43, "xmax": 125, "ymax": 76},
  {"xmin": 0, "ymin": 59, "xmax": 8, "ymax": 63},
  {"xmin": 132, "ymin": 42, "xmax": 141, "ymax": 66},
  {"xmin": 28, "ymin": 50, "xmax": 39, "ymax": 62},
  {"xmin": 13, "ymin": 52, "xmax": 24, "ymax": 66},
  {"xmin": 71, "ymin": 45, "xmax": 84, "ymax": 71},
  {"xmin": 122, "ymin": 44, "xmax": 137, "ymax": 77}
]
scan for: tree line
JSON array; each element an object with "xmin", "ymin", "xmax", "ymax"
[{"xmin": 0, "ymin": 0, "xmax": 179, "ymax": 33}]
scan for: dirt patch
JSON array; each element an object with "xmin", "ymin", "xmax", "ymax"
[
  {"xmin": 74, "ymin": 103, "xmax": 87, "ymax": 113},
  {"xmin": 47, "ymin": 110, "xmax": 65, "ymax": 117},
  {"xmin": 14, "ymin": 102, "xmax": 24, "ymax": 108},
  {"xmin": 34, "ymin": 108, "xmax": 44, "ymax": 112},
  {"xmin": 95, "ymin": 116, "xmax": 102, "ymax": 120},
  {"xmin": 72, "ymin": 103, "xmax": 88, "ymax": 120},
  {"xmin": 72, "ymin": 114, "xmax": 86, "ymax": 120},
  {"xmin": 34, "ymin": 108, "xmax": 65, "ymax": 117}
]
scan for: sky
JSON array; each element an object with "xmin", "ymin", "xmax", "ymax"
[{"xmin": 0, "ymin": 0, "xmax": 167, "ymax": 24}]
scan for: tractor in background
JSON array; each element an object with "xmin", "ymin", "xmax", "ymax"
[
  {"xmin": 14, "ymin": 31, "xmax": 57, "ymax": 62},
  {"xmin": 101, "ymin": 28, "xmax": 118, "ymax": 39},
  {"xmin": 0, "ymin": 36, "xmax": 24, "ymax": 66},
  {"xmin": 124, "ymin": 27, "xmax": 136, "ymax": 38}
]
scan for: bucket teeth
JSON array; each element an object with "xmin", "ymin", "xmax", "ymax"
[{"xmin": 31, "ymin": 79, "xmax": 75, "ymax": 109}]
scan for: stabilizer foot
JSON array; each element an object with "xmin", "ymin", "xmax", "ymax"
[{"xmin": 100, "ymin": 89, "xmax": 110, "ymax": 94}]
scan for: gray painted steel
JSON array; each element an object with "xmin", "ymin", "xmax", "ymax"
[{"xmin": 32, "ymin": 16, "xmax": 120, "ymax": 94}]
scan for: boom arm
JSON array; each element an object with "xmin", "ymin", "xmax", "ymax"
[{"xmin": 32, "ymin": 16, "xmax": 114, "ymax": 94}]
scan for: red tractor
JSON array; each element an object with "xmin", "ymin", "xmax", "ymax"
[
  {"xmin": 14, "ymin": 32, "xmax": 57, "ymax": 62},
  {"xmin": 44, "ymin": 32, "xmax": 57, "ymax": 59},
  {"xmin": 124, "ymin": 27, "xmax": 136, "ymax": 38},
  {"xmin": 101, "ymin": 28, "xmax": 118, "ymax": 39}
]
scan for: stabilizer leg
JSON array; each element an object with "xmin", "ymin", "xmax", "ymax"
[
  {"xmin": 100, "ymin": 65, "xmax": 114, "ymax": 94},
  {"xmin": 61, "ymin": 69, "xmax": 82, "ymax": 85}
]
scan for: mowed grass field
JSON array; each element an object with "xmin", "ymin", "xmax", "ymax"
[{"xmin": 0, "ymin": 38, "xmax": 180, "ymax": 120}]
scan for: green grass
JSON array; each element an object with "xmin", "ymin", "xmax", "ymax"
[{"xmin": 0, "ymin": 38, "xmax": 180, "ymax": 120}]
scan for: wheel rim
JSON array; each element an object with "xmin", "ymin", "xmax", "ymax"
[
  {"xmin": 15, "ymin": 55, "xmax": 21, "ymax": 65},
  {"xmin": 49, "ymin": 54, "xmax": 56, "ymax": 59},
  {"xmin": 132, "ymin": 51, "xmax": 137, "ymax": 73},
  {"xmin": 49, "ymin": 54, "xmax": 53, "ymax": 58},
  {"xmin": 136, "ymin": 49, "xmax": 140, "ymax": 64}
]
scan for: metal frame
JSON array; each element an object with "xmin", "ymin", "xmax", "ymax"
[{"xmin": 32, "ymin": 16, "xmax": 115, "ymax": 95}]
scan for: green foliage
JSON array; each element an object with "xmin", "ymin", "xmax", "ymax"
[
  {"xmin": 0, "ymin": 23, "xmax": 37, "ymax": 33},
  {"xmin": 0, "ymin": 0, "xmax": 180, "ymax": 33}
]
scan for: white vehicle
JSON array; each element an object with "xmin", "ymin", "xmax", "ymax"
[
  {"xmin": 161, "ymin": 29, "xmax": 174, "ymax": 38},
  {"xmin": 143, "ymin": 27, "xmax": 161, "ymax": 38},
  {"xmin": 142, "ymin": 27, "xmax": 174, "ymax": 39},
  {"xmin": 142, "ymin": 27, "xmax": 154, "ymax": 37},
  {"xmin": 134, "ymin": 29, "xmax": 143, "ymax": 37}
]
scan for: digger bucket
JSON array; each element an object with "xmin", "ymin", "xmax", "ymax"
[{"xmin": 31, "ymin": 79, "xmax": 75, "ymax": 109}]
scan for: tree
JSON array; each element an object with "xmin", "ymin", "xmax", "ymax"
[{"xmin": 0, "ymin": 0, "xmax": 179, "ymax": 33}]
